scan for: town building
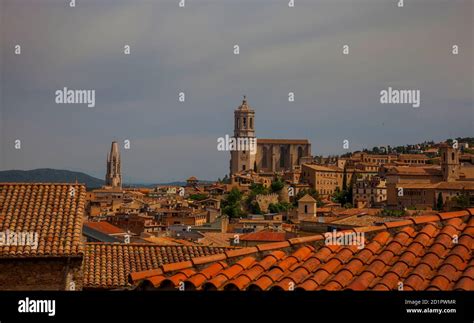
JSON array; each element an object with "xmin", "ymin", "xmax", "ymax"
[
  {"xmin": 230, "ymin": 97, "xmax": 311, "ymax": 175},
  {"xmin": 297, "ymin": 194, "xmax": 317, "ymax": 219},
  {"xmin": 386, "ymin": 144, "xmax": 474, "ymax": 209},
  {"xmin": 353, "ymin": 176, "xmax": 387, "ymax": 208}
]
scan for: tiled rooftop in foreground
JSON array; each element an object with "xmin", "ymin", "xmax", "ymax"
[
  {"xmin": 0, "ymin": 183, "xmax": 86, "ymax": 257},
  {"xmin": 84, "ymin": 243, "xmax": 234, "ymax": 289},
  {"xmin": 129, "ymin": 209, "xmax": 474, "ymax": 291}
]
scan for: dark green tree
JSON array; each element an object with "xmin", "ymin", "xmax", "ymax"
[
  {"xmin": 222, "ymin": 188, "xmax": 244, "ymax": 218},
  {"xmin": 342, "ymin": 167, "xmax": 348, "ymax": 191},
  {"xmin": 271, "ymin": 178, "xmax": 285, "ymax": 193},
  {"xmin": 436, "ymin": 192, "xmax": 443, "ymax": 211}
]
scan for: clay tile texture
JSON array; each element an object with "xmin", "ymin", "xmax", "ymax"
[
  {"xmin": 83, "ymin": 243, "xmax": 230, "ymax": 289},
  {"xmin": 129, "ymin": 210, "xmax": 473, "ymax": 291},
  {"xmin": 0, "ymin": 183, "xmax": 86, "ymax": 258}
]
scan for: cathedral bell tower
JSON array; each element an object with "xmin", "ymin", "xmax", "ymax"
[{"xmin": 230, "ymin": 96, "xmax": 256, "ymax": 175}]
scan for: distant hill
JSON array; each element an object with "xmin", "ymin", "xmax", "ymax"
[
  {"xmin": 0, "ymin": 169, "xmax": 216, "ymax": 189},
  {"xmin": 0, "ymin": 169, "xmax": 105, "ymax": 189}
]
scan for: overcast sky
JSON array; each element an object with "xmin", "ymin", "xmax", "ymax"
[{"xmin": 0, "ymin": 0, "xmax": 472, "ymax": 183}]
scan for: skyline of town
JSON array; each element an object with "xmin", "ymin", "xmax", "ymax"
[{"xmin": 1, "ymin": 0, "xmax": 472, "ymax": 182}]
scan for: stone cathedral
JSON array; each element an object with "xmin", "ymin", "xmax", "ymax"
[
  {"xmin": 230, "ymin": 97, "xmax": 311, "ymax": 175},
  {"xmin": 105, "ymin": 141, "xmax": 122, "ymax": 188}
]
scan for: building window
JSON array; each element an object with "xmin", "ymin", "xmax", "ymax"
[
  {"xmin": 249, "ymin": 118, "xmax": 253, "ymax": 129},
  {"xmin": 305, "ymin": 205, "xmax": 308, "ymax": 213},
  {"xmin": 242, "ymin": 165, "xmax": 246, "ymax": 171}
]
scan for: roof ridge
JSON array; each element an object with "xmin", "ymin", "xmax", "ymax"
[{"xmin": 85, "ymin": 242, "xmax": 234, "ymax": 247}]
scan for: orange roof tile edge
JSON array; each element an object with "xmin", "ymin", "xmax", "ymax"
[{"xmin": 128, "ymin": 209, "xmax": 472, "ymax": 284}]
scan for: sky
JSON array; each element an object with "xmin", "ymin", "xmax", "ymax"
[{"xmin": 0, "ymin": 0, "xmax": 473, "ymax": 183}]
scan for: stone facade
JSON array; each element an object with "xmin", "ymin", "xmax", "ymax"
[
  {"xmin": 0, "ymin": 258, "xmax": 83, "ymax": 291},
  {"xmin": 255, "ymin": 193, "xmax": 279, "ymax": 213},
  {"xmin": 230, "ymin": 97, "xmax": 311, "ymax": 175}
]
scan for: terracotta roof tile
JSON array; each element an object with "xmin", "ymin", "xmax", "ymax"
[
  {"xmin": 192, "ymin": 253, "xmax": 227, "ymax": 266},
  {"xmin": 454, "ymin": 277, "xmax": 473, "ymax": 291},
  {"xmin": 224, "ymin": 247, "xmax": 258, "ymax": 259},
  {"xmin": 288, "ymin": 234, "xmax": 324, "ymax": 245},
  {"xmin": 239, "ymin": 231, "xmax": 289, "ymax": 242},
  {"xmin": 412, "ymin": 215, "xmax": 441, "ymax": 225},
  {"xmin": 0, "ymin": 183, "xmax": 85, "ymax": 258},
  {"xmin": 84, "ymin": 243, "xmax": 229, "ymax": 289},
  {"xmin": 439, "ymin": 210, "xmax": 470, "ymax": 220},
  {"xmin": 84, "ymin": 221, "xmax": 126, "ymax": 235},
  {"xmin": 256, "ymin": 241, "xmax": 290, "ymax": 251},
  {"xmin": 129, "ymin": 209, "xmax": 473, "ymax": 291},
  {"xmin": 383, "ymin": 219, "xmax": 414, "ymax": 229},
  {"xmin": 428, "ymin": 275, "xmax": 451, "ymax": 290},
  {"xmin": 374, "ymin": 272, "xmax": 400, "ymax": 290}
]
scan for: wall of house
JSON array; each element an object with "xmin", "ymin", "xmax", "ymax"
[{"xmin": 0, "ymin": 257, "xmax": 83, "ymax": 291}]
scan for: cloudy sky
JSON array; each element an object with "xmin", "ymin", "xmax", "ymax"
[{"xmin": 0, "ymin": 0, "xmax": 472, "ymax": 183}]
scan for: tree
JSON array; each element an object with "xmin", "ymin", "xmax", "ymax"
[
  {"xmin": 346, "ymin": 172, "xmax": 356, "ymax": 205},
  {"xmin": 189, "ymin": 193, "xmax": 208, "ymax": 201},
  {"xmin": 249, "ymin": 201, "xmax": 263, "ymax": 214},
  {"xmin": 436, "ymin": 192, "xmax": 443, "ymax": 211},
  {"xmin": 271, "ymin": 178, "xmax": 285, "ymax": 193},
  {"xmin": 451, "ymin": 191, "xmax": 470, "ymax": 210},
  {"xmin": 222, "ymin": 188, "xmax": 244, "ymax": 218},
  {"xmin": 342, "ymin": 167, "xmax": 347, "ymax": 191},
  {"xmin": 268, "ymin": 202, "xmax": 293, "ymax": 213},
  {"xmin": 332, "ymin": 187, "xmax": 344, "ymax": 204}
]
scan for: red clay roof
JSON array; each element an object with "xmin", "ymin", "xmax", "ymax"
[
  {"xmin": 239, "ymin": 231, "xmax": 288, "ymax": 242},
  {"xmin": 83, "ymin": 243, "xmax": 232, "ymax": 289},
  {"xmin": 388, "ymin": 166, "xmax": 442, "ymax": 176},
  {"xmin": 0, "ymin": 183, "xmax": 86, "ymax": 258},
  {"xmin": 84, "ymin": 221, "xmax": 126, "ymax": 235},
  {"xmin": 129, "ymin": 209, "xmax": 474, "ymax": 291}
]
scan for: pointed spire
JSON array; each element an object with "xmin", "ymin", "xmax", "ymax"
[{"xmin": 105, "ymin": 141, "xmax": 122, "ymax": 188}]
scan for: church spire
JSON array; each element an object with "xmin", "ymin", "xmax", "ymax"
[{"xmin": 105, "ymin": 141, "xmax": 122, "ymax": 188}]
